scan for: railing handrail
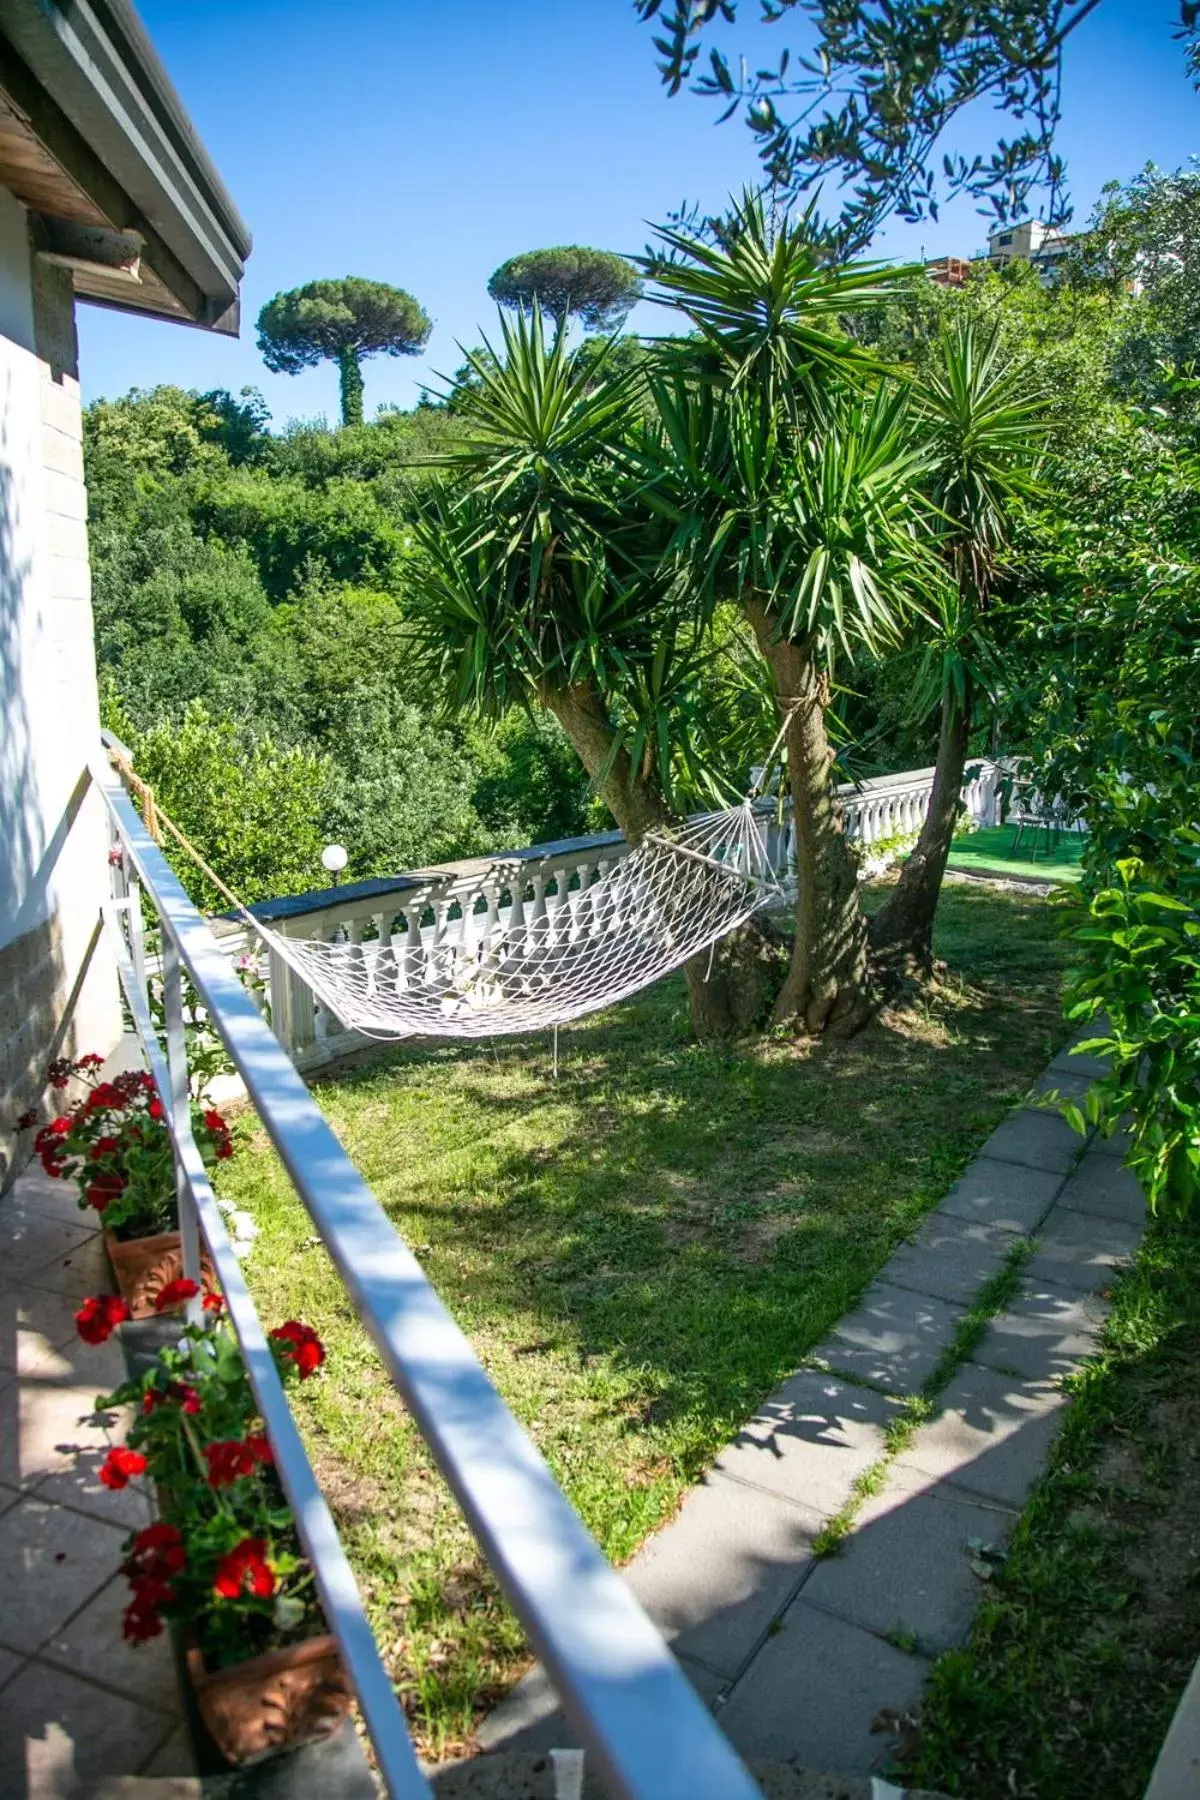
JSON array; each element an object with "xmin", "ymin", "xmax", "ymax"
[{"xmin": 91, "ymin": 753, "xmax": 763, "ymax": 1800}]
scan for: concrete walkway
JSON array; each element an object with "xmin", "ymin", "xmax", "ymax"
[
  {"xmin": 0, "ymin": 1158, "xmax": 192, "ymax": 1798},
  {"xmin": 480, "ymin": 1032, "xmax": 1145, "ymax": 1777}
]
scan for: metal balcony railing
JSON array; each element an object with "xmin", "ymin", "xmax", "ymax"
[{"xmin": 85, "ymin": 747, "xmax": 763, "ymax": 1800}]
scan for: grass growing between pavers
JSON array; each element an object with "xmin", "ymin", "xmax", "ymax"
[
  {"xmin": 811, "ymin": 1240, "xmax": 1035, "ymax": 1558},
  {"xmin": 217, "ymin": 884, "xmax": 1068, "ymax": 1757},
  {"xmin": 910, "ymin": 1210, "xmax": 1200, "ymax": 1799}
]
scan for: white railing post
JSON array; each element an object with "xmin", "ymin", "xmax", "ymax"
[{"xmin": 161, "ymin": 936, "xmax": 203, "ymax": 1322}]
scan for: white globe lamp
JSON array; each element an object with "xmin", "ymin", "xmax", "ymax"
[{"xmin": 321, "ymin": 843, "xmax": 348, "ymax": 888}]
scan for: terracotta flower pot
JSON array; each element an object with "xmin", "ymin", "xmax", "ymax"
[
  {"xmin": 103, "ymin": 1229, "xmax": 218, "ymax": 1320},
  {"xmin": 184, "ymin": 1633, "xmax": 353, "ymax": 1766}
]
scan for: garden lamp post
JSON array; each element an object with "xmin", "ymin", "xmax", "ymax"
[{"xmin": 321, "ymin": 843, "xmax": 348, "ymax": 888}]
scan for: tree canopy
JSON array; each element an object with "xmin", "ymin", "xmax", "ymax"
[
  {"xmin": 487, "ymin": 246, "xmax": 642, "ymax": 331},
  {"xmin": 256, "ymin": 277, "xmax": 432, "ymax": 427},
  {"xmin": 637, "ymin": 2, "xmax": 1200, "ymax": 253}
]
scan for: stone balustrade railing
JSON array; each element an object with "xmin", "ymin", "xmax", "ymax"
[{"xmin": 220, "ymin": 759, "xmax": 1007, "ymax": 1070}]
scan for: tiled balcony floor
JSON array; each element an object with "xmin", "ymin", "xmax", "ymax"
[{"xmin": 0, "ymin": 1160, "xmax": 192, "ymax": 1799}]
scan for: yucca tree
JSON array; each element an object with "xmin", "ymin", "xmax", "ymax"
[
  {"xmin": 409, "ymin": 304, "xmax": 700, "ymax": 834},
  {"xmin": 870, "ymin": 318, "xmax": 1049, "ymax": 976},
  {"xmin": 407, "ymin": 307, "xmax": 774, "ymax": 1034},
  {"xmin": 643, "ymin": 192, "xmax": 940, "ymax": 1033}
]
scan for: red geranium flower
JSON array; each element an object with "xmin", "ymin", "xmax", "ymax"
[
  {"xmin": 203, "ymin": 1109, "xmax": 227, "ymax": 1133},
  {"xmin": 148, "ymin": 1097, "xmax": 165, "ymax": 1121},
  {"xmin": 124, "ymin": 1521, "xmax": 186, "ymax": 1581},
  {"xmin": 205, "ymin": 1434, "xmax": 273, "ymax": 1488},
  {"xmin": 215, "ymin": 1137, "xmax": 234, "ymax": 1160},
  {"xmin": 122, "ymin": 1597, "xmax": 164, "ymax": 1642},
  {"xmin": 202, "ymin": 1292, "xmax": 224, "ymax": 1315},
  {"xmin": 99, "ymin": 1445, "xmax": 147, "ymax": 1489},
  {"xmin": 86, "ymin": 1082, "xmax": 127, "ymax": 1114},
  {"xmin": 84, "ymin": 1172, "xmax": 126, "ymax": 1212},
  {"xmin": 270, "ymin": 1320, "xmax": 325, "ymax": 1379},
  {"xmin": 214, "ymin": 1537, "xmax": 276, "ymax": 1600},
  {"xmin": 89, "ymin": 1136, "xmax": 120, "ymax": 1159},
  {"xmin": 75, "ymin": 1294, "xmax": 131, "ymax": 1345},
  {"xmin": 78, "ymin": 1053, "xmax": 104, "ymax": 1069},
  {"xmin": 153, "ymin": 1278, "xmax": 200, "ymax": 1314}
]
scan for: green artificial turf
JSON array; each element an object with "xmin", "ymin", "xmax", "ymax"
[{"xmin": 946, "ymin": 824, "xmax": 1086, "ymax": 885}]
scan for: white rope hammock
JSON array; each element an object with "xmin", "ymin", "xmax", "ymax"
[{"xmin": 258, "ymin": 801, "xmax": 781, "ymax": 1040}]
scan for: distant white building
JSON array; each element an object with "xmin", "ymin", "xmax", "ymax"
[
  {"xmin": 976, "ymin": 218, "xmax": 1075, "ymax": 284},
  {"xmin": 0, "ymin": 1, "xmax": 248, "ymax": 1184}
]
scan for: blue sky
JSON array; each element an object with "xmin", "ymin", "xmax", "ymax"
[{"xmin": 79, "ymin": 0, "xmax": 1198, "ymax": 422}]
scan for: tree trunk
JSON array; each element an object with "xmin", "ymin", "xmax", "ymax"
[
  {"xmin": 338, "ymin": 347, "xmax": 364, "ymax": 428},
  {"xmin": 540, "ymin": 679, "xmax": 779, "ymax": 1038},
  {"xmin": 744, "ymin": 600, "xmax": 874, "ymax": 1037},
  {"xmin": 869, "ymin": 674, "xmax": 973, "ymax": 982}
]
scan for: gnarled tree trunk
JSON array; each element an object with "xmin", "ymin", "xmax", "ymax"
[
  {"xmin": 541, "ymin": 679, "xmax": 779, "ymax": 1039},
  {"xmin": 869, "ymin": 673, "xmax": 973, "ymax": 983},
  {"xmin": 744, "ymin": 600, "xmax": 874, "ymax": 1038}
]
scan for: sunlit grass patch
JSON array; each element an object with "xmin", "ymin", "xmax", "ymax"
[{"xmin": 218, "ymin": 882, "xmax": 1069, "ymax": 1756}]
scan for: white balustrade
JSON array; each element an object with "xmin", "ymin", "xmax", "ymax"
[{"xmin": 222, "ymin": 762, "xmax": 1009, "ymax": 1069}]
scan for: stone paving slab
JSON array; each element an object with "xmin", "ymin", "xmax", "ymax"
[
  {"xmin": 714, "ymin": 1372, "xmax": 900, "ymax": 1517},
  {"xmin": 0, "ymin": 1495, "xmax": 130, "ymax": 1655},
  {"xmin": 475, "ymin": 1647, "xmax": 725, "ymax": 1756},
  {"xmin": 891, "ymin": 1362, "xmax": 1067, "ymax": 1510},
  {"xmin": 0, "ymin": 1157, "xmax": 189, "ymax": 1793},
  {"xmin": 0, "ymin": 1657, "xmax": 174, "ymax": 1798},
  {"xmin": 1048, "ymin": 1042, "xmax": 1111, "ymax": 1079},
  {"xmin": 1023, "ymin": 1204, "xmax": 1142, "ymax": 1295},
  {"xmin": 713, "ymin": 1597, "xmax": 932, "ymax": 1774},
  {"xmin": 935, "ymin": 1157, "xmax": 1063, "ymax": 1236},
  {"xmin": 801, "ymin": 1466, "xmax": 1014, "ymax": 1655},
  {"xmin": 0, "ymin": 1205, "xmax": 98, "ymax": 1286},
  {"xmin": 1091, "ymin": 1117, "xmax": 1135, "ymax": 1160},
  {"xmin": 0, "ymin": 1283, "xmax": 99, "ymax": 1378},
  {"xmin": 4, "ymin": 1165, "xmax": 95, "ymax": 1224},
  {"xmin": 41, "ymin": 1573, "xmax": 184, "ymax": 1713},
  {"xmin": 624, "ymin": 1469, "xmax": 824, "ymax": 1678},
  {"xmin": 978, "ymin": 1107, "xmax": 1085, "ymax": 1175},
  {"xmin": 1027, "ymin": 1068, "xmax": 1094, "ymax": 1104},
  {"xmin": 19, "ymin": 1229, "xmax": 110, "ymax": 1299},
  {"xmin": 880, "ymin": 1215, "xmax": 1018, "ymax": 1308},
  {"xmin": 1057, "ymin": 1156, "xmax": 1147, "ymax": 1227},
  {"xmin": 0, "ymin": 1377, "xmax": 125, "ymax": 1491},
  {"xmin": 970, "ymin": 1283, "xmax": 1109, "ymax": 1384},
  {"xmin": 813, "ymin": 1282, "xmax": 966, "ymax": 1395}
]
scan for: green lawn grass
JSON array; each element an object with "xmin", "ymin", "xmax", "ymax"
[
  {"xmin": 912, "ymin": 1208, "xmax": 1200, "ymax": 1799},
  {"xmin": 217, "ymin": 882, "xmax": 1071, "ymax": 1757},
  {"xmin": 947, "ymin": 824, "xmax": 1086, "ymax": 885}
]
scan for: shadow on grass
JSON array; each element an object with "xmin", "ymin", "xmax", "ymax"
[{"xmin": 298, "ymin": 887, "xmax": 1069, "ymax": 1460}]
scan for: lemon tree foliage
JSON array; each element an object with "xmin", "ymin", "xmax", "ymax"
[
  {"xmin": 636, "ymin": 2, "xmax": 1200, "ymax": 254},
  {"xmin": 1007, "ymin": 384, "xmax": 1200, "ymax": 1214}
]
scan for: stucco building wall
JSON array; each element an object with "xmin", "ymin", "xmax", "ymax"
[{"xmin": 0, "ymin": 183, "xmax": 119, "ymax": 1186}]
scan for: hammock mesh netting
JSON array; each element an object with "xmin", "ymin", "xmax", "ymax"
[{"xmin": 261, "ymin": 802, "xmax": 781, "ymax": 1040}]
